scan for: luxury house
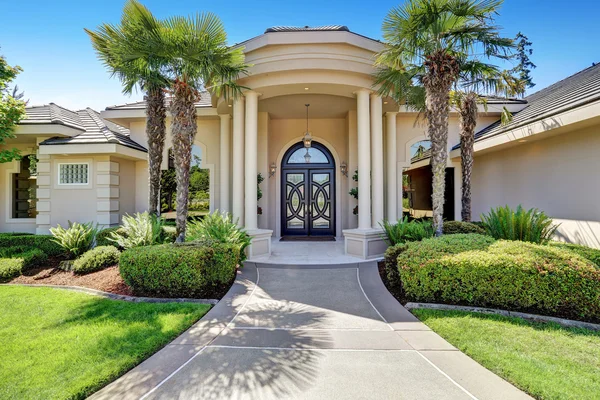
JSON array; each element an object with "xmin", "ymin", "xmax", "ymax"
[{"xmin": 1, "ymin": 26, "xmax": 599, "ymax": 258}]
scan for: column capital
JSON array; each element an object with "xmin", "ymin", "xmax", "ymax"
[
  {"xmin": 369, "ymin": 93, "xmax": 382, "ymax": 100},
  {"xmin": 385, "ymin": 111, "xmax": 398, "ymax": 117},
  {"xmin": 243, "ymin": 90, "xmax": 262, "ymax": 98},
  {"xmin": 353, "ymin": 88, "xmax": 372, "ymax": 97},
  {"xmin": 218, "ymin": 113, "xmax": 232, "ymax": 120}
]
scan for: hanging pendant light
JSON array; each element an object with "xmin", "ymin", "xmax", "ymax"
[
  {"xmin": 303, "ymin": 104, "xmax": 312, "ymax": 149},
  {"xmin": 304, "ymin": 148, "xmax": 311, "ymax": 163}
]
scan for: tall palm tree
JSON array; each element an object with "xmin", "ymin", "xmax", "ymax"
[
  {"xmin": 85, "ymin": 0, "xmax": 169, "ymax": 216},
  {"xmin": 453, "ymin": 66, "xmax": 524, "ymax": 222},
  {"xmin": 376, "ymin": 0, "xmax": 513, "ymax": 236},
  {"xmin": 139, "ymin": 12, "xmax": 247, "ymax": 241}
]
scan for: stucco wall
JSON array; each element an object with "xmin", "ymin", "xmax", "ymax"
[
  {"xmin": 471, "ymin": 124, "xmax": 600, "ymax": 248},
  {"xmin": 113, "ymin": 156, "xmax": 137, "ymax": 218},
  {"xmin": 46, "ymin": 155, "xmax": 107, "ymax": 229}
]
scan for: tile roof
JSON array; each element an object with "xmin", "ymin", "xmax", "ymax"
[
  {"xmin": 471, "ymin": 63, "xmax": 600, "ymax": 144},
  {"xmin": 261, "ymin": 25, "xmax": 380, "ymax": 43},
  {"xmin": 105, "ymin": 92, "xmax": 212, "ymax": 111},
  {"xmin": 264, "ymin": 25, "xmax": 350, "ymax": 33},
  {"xmin": 24, "ymin": 104, "xmax": 147, "ymax": 152},
  {"xmin": 21, "ymin": 103, "xmax": 85, "ymax": 131}
]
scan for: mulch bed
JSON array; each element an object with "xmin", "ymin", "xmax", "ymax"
[
  {"xmin": 11, "ymin": 265, "xmax": 134, "ymax": 296},
  {"xmin": 9, "ymin": 261, "xmax": 238, "ymax": 300}
]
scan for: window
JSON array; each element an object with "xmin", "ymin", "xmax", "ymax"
[
  {"xmin": 58, "ymin": 163, "xmax": 89, "ymax": 185},
  {"xmin": 12, "ymin": 156, "xmax": 37, "ymax": 219},
  {"xmin": 287, "ymin": 147, "xmax": 329, "ymax": 164}
]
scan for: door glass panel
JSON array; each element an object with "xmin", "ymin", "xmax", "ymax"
[
  {"xmin": 288, "ymin": 217, "xmax": 304, "ymax": 229},
  {"xmin": 291, "ymin": 191, "xmax": 300, "ymax": 209},
  {"xmin": 313, "ymin": 173, "xmax": 329, "ymax": 184},
  {"xmin": 312, "ymin": 217, "xmax": 329, "ymax": 229},
  {"xmin": 287, "ymin": 173, "xmax": 304, "ymax": 184},
  {"xmin": 316, "ymin": 192, "xmax": 325, "ymax": 211},
  {"xmin": 287, "ymin": 147, "xmax": 329, "ymax": 163}
]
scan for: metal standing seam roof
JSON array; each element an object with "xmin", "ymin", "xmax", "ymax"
[
  {"xmin": 105, "ymin": 91, "xmax": 212, "ymax": 111},
  {"xmin": 23, "ymin": 104, "xmax": 147, "ymax": 152},
  {"xmin": 466, "ymin": 62, "xmax": 600, "ymax": 146}
]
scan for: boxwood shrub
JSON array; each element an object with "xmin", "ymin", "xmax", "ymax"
[
  {"xmin": 549, "ymin": 241, "xmax": 600, "ymax": 268},
  {"xmin": 0, "ymin": 258, "xmax": 23, "ymax": 282},
  {"xmin": 0, "ymin": 233, "xmax": 64, "ymax": 256},
  {"xmin": 397, "ymin": 234, "xmax": 600, "ymax": 322},
  {"xmin": 0, "ymin": 246, "xmax": 48, "ymax": 269},
  {"xmin": 73, "ymin": 246, "xmax": 121, "ymax": 274},
  {"xmin": 442, "ymin": 221, "xmax": 486, "ymax": 235},
  {"xmin": 119, "ymin": 241, "xmax": 238, "ymax": 298}
]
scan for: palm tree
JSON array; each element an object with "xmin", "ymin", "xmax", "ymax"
[
  {"xmin": 376, "ymin": 0, "xmax": 513, "ymax": 236},
  {"xmin": 138, "ymin": 12, "xmax": 247, "ymax": 241},
  {"xmin": 85, "ymin": 0, "xmax": 169, "ymax": 216},
  {"xmin": 453, "ymin": 66, "xmax": 524, "ymax": 222}
]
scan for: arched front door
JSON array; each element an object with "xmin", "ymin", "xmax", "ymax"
[{"xmin": 281, "ymin": 142, "xmax": 335, "ymax": 237}]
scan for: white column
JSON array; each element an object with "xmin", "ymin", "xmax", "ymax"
[
  {"xmin": 244, "ymin": 91, "xmax": 260, "ymax": 230},
  {"xmin": 370, "ymin": 94, "xmax": 384, "ymax": 228},
  {"xmin": 356, "ymin": 89, "xmax": 371, "ymax": 230},
  {"xmin": 219, "ymin": 114, "xmax": 231, "ymax": 213},
  {"xmin": 385, "ymin": 112, "xmax": 398, "ymax": 221},
  {"xmin": 232, "ymin": 97, "xmax": 245, "ymax": 225}
]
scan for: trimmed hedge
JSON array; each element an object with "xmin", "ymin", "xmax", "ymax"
[
  {"xmin": 549, "ymin": 241, "xmax": 600, "ymax": 268},
  {"xmin": 397, "ymin": 234, "xmax": 600, "ymax": 322},
  {"xmin": 73, "ymin": 246, "xmax": 121, "ymax": 274},
  {"xmin": 0, "ymin": 246, "xmax": 48, "ymax": 269},
  {"xmin": 0, "ymin": 233, "xmax": 64, "ymax": 256},
  {"xmin": 442, "ymin": 221, "xmax": 486, "ymax": 235},
  {"xmin": 0, "ymin": 258, "xmax": 23, "ymax": 282},
  {"xmin": 119, "ymin": 241, "xmax": 238, "ymax": 298}
]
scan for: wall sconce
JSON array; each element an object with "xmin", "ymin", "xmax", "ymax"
[
  {"xmin": 269, "ymin": 162, "xmax": 277, "ymax": 178},
  {"xmin": 340, "ymin": 161, "xmax": 348, "ymax": 177}
]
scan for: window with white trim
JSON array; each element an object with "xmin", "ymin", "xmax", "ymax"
[{"xmin": 58, "ymin": 163, "xmax": 89, "ymax": 185}]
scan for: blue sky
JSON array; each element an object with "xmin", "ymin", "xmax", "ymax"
[{"xmin": 1, "ymin": 0, "xmax": 599, "ymax": 111}]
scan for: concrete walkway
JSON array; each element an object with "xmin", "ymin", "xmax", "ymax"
[{"xmin": 90, "ymin": 262, "xmax": 531, "ymax": 400}]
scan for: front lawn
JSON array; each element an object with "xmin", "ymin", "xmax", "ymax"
[
  {"xmin": 413, "ymin": 309, "xmax": 600, "ymax": 400},
  {"xmin": 0, "ymin": 286, "xmax": 210, "ymax": 400}
]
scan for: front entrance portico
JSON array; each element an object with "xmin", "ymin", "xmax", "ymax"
[{"xmin": 218, "ymin": 27, "xmax": 406, "ymax": 259}]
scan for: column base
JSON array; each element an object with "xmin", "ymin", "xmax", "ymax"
[
  {"xmin": 246, "ymin": 228, "xmax": 273, "ymax": 258},
  {"xmin": 343, "ymin": 228, "xmax": 387, "ymax": 259}
]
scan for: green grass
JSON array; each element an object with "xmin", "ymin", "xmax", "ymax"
[
  {"xmin": 0, "ymin": 286, "xmax": 210, "ymax": 400},
  {"xmin": 412, "ymin": 309, "xmax": 600, "ymax": 400}
]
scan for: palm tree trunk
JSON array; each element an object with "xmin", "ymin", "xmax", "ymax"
[
  {"xmin": 459, "ymin": 93, "xmax": 478, "ymax": 222},
  {"xmin": 145, "ymin": 86, "xmax": 166, "ymax": 216},
  {"xmin": 171, "ymin": 79, "xmax": 198, "ymax": 242},
  {"xmin": 423, "ymin": 51, "xmax": 460, "ymax": 236}
]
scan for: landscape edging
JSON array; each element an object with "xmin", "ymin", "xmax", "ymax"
[
  {"xmin": 0, "ymin": 283, "xmax": 218, "ymax": 305},
  {"xmin": 405, "ymin": 302, "xmax": 600, "ymax": 331}
]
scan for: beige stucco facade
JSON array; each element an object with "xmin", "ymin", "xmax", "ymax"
[{"xmin": 3, "ymin": 26, "xmax": 598, "ymax": 256}]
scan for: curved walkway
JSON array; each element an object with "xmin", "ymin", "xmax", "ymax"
[{"xmin": 90, "ymin": 262, "xmax": 531, "ymax": 400}]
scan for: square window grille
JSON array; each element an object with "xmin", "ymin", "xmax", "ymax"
[{"xmin": 59, "ymin": 164, "xmax": 89, "ymax": 185}]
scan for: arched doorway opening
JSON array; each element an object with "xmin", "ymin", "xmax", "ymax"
[{"xmin": 281, "ymin": 141, "xmax": 335, "ymax": 238}]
